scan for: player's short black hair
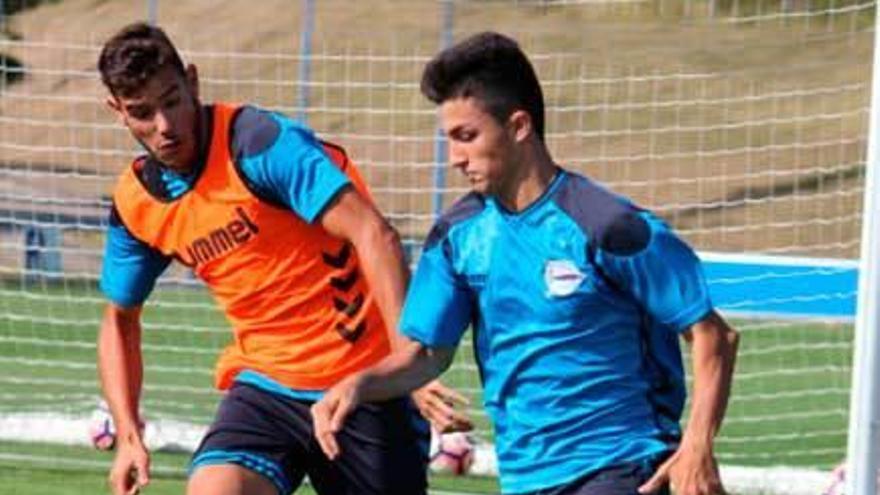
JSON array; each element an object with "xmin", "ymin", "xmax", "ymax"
[
  {"xmin": 421, "ymin": 31, "xmax": 545, "ymax": 141},
  {"xmin": 98, "ymin": 22, "xmax": 186, "ymax": 97}
]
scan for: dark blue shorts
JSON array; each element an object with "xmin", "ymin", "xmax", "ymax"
[
  {"xmin": 189, "ymin": 383, "xmax": 429, "ymax": 495},
  {"xmin": 522, "ymin": 461, "xmax": 671, "ymax": 495}
]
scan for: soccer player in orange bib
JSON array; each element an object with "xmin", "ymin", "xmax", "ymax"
[{"xmin": 96, "ymin": 22, "xmax": 469, "ymax": 495}]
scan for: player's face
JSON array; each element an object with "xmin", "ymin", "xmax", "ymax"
[
  {"xmin": 107, "ymin": 65, "xmax": 201, "ymax": 173},
  {"xmin": 440, "ymin": 97, "xmax": 520, "ymax": 197}
]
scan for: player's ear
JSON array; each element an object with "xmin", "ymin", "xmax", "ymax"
[
  {"xmin": 105, "ymin": 95, "xmax": 125, "ymax": 124},
  {"xmin": 508, "ymin": 109, "xmax": 533, "ymax": 143},
  {"xmin": 185, "ymin": 64, "xmax": 199, "ymax": 100}
]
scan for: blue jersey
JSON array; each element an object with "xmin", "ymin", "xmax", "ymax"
[{"xmin": 400, "ymin": 170, "xmax": 712, "ymax": 494}]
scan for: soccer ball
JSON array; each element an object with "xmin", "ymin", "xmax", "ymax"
[
  {"xmin": 429, "ymin": 431, "xmax": 475, "ymax": 476},
  {"xmin": 823, "ymin": 461, "xmax": 880, "ymax": 495},
  {"xmin": 823, "ymin": 462, "xmax": 846, "ymax": 495},
  {"xmin": 88, "ymin": 400, "xmax": 116, "ymax": 451}
]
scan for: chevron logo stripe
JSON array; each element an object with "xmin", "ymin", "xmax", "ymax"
[
  {"xmin": 330, "ymin": 269, "xmax": 358, "ymax": 292},
  {"xmin": 322, "ymin": 243, "xmax": 351, "ymax": 268},
  {"xmin": 335, "ymin": 321, "xmax": 366, "ymax": 343},
  {"xmin": 333, "ymin": 293, "xmax": 365, "ymax": 317}
]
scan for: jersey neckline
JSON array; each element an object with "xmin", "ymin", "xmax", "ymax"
[{"xmin": 493, "ymin": 166, "xmax": 567, "ymax": 219}]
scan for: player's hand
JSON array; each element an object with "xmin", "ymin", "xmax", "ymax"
[
  {"xmin": 638, "ymin": 443, "xmax": 725, "ymax": 495},
  {"xmin": 108, "ymin": 437, "xmax": 150, "ymax": 495},
  {"xmin": 411, "ymin": 379, "xmax": 473, "ymax": 433},
  {"xmin": 311, "ymin": 374, "xmax": 364, "ymax": 460}
]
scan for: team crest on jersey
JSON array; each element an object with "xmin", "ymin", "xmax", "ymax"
[{"xmin": 544, "ymin": 259, "xmax": 586, "ymax": 297}]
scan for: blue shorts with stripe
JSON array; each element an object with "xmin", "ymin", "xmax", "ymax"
[{"xmin": 189, "ymin": 382, "xmax": 429, "ymax": 495}]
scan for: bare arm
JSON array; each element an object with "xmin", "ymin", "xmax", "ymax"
[
  {"xmin": 312, "ymin": 338, "xmax": 456, "ymax": 459},
  {"xmin": 97, "ymin": 303, "xmax": 150, "ymax": 495},
  {"xmin": 680, "ymin": 311, "xmax": 739, "ymax": 452},
  {"xmin": 353, "ymin": 338, "xmax": 456, "ymax": 402},
  {"xmin": 639, "ymin": 310, "xmax": 739, "ymax": 495},
  {"xmin": 319, "ymin": 187, "xmax": 472, "ymax": 431},
  {"xmin": 320, "ymin": 186, "xmax": 409, "ymax": 347}
]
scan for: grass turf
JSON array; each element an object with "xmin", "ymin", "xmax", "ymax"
[{"xmin": 0, "ymin": 280, "xmax": 853, "ymax": 493}]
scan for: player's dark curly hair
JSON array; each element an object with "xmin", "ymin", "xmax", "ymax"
[
  {"xmin": 421, "ymin": 31, "xmax": 545, "ymax": 141},
  {"xmin": 98, "ymin": 22, "xmax": 186, "ymax": 97}
]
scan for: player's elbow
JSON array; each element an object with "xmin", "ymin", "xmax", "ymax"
[
  {"xmin": 400, "ymin": 341, "xmax": 454, "ymax": 383},
  {"xmin": 423, "ymin": 345, "xmax": 457, "ymax": 376},
  {"xmin": 377, "ymin": 220, "xmax": 403, "ymax": 252},
  {"xmin": 357, "ymin": 216, "xmax": 404, "ymax": 257}
]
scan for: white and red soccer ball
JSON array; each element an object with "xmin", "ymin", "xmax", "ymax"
[
  {"xmin": 823, "ymin": 461, "xmax": 880, "ymax": 495},
  {"xmin": 88, "ymin": 400, "xmax": 116, "ymax": 451},
  {"xmin": 88, "ymin": 399, "xmax": 146, "ymax": 451},
  {"xmin": 430, "ymin": 431, "xmax": 475, "ymax": 476}
]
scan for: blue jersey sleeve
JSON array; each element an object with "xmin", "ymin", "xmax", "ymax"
[
  {"xmin": 595, "ymin": 211, "xmax": 712, "ymax": 331},
  {"xmin": 231, "ymin": 106, "xmax": 351, "ymax": 223},
  {"xmin": 100, "ymin": 208, "xmax": 172, "ymax": 307},
  {"xmin": 400, "ymin": 234, "xmax": 474, "ymax": 347}
]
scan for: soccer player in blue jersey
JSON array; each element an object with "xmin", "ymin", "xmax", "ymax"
[
  {"xmin": 312, "ymin": 31, "xmax": 740, "ymax": 495},
  {"xmin": 96, "ymin": 23, "xmax": 469, "ymax": 495}
]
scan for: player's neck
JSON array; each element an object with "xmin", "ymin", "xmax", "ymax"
[{"xmin": 497, "ymin": 146, "xmax": 558, "ymax": 213}]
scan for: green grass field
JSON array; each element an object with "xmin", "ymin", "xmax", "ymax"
[
  {"xmin": 0, "ymin": 279, "xmax": 853, "ymax": 493},
  {"xmin": 0, "ymin": 442, "xmax": 501, "ymax": 494}
]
